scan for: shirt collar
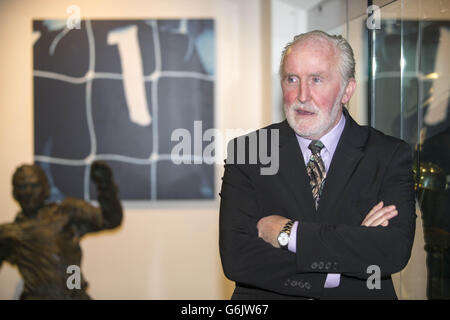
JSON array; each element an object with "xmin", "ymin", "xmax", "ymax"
[{"xmin": 296, "ymin": 111, "xmax": 346, "ymax": 159}]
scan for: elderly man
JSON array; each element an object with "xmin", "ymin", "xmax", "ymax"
[{"xmin": 219, "ymin": 30, "xmax": 416, "ymax": 299}]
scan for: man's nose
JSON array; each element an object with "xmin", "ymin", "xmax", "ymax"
[{"xmin": 297, "ymin": 81, "xmax": 311, "ymax": 103}]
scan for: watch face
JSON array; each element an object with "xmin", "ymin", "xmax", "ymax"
[{"xmin": 278, "ymin": 232, "xmax": 289, "ymax": 246}]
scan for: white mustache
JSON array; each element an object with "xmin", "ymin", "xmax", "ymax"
[{"xmin": 288, "ymin": 102, "xmax": 319, "ymax": 114}]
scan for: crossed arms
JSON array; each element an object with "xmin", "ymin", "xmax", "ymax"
[{"xmin": 219, "ymin": 140, "xmax": 416, "ymax": 298}]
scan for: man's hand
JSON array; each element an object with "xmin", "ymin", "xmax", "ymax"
[
  {"xmin": 257, "ymin": 201, "xmax": 397, "ymax": 248},
  {"xmin": 361, "ymin": 201, "xmax": 397, "ymax": 227},
  {"xmin": 257, "ymin": 215, "xmax": 291, "ymax": 248}
]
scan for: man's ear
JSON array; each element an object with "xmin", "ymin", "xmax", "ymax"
[{"xmin": 341, "ymin": 78, "xmax": 356, "ymax": 104}]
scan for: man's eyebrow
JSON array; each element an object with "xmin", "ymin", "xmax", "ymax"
[
  {"xmin": 282, "ymin": 73, "xmax": 299, "ymax": 78},
  {"xmin": 282, "ymin": 72, "xmax": 327, "ymax": 78},
  {"xmin": 309, "ymin": 72, "xmax": 326, "ymax": 78}
]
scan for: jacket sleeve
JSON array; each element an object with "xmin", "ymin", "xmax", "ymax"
[
  {"xmin": 295, "ymin": 141, "xmax": 416, "ymax": 279},
  {"xmin": 219, "ymin": 160, "xmax": 327, "ymax": 298}
]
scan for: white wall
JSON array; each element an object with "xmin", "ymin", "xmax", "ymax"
[
  {"xmin": 0, "ymin": 0, "xmax": 271, "ymax": 299},
  {"xmin": 271, "ymin": 0, "xmax": 308, "ymax": 123}
]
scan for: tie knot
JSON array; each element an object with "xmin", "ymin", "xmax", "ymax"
[{"xmin": 308, "ymin": 140, "xmax": 324, "ymax": 155}]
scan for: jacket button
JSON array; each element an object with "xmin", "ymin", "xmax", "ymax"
[
  {"xmin": 325, "ymin": 262, "xmax": 331, "ymax": 270},
  {"xmin": 318, "ymin": 261, "xmax": 324, "ymax": 269},
  {"xmin": 305, "ymin": 282, "xmax": 311, "ymax": 290},
  {"xmin": 311, "ymin": 262, "xmax": 318, "ymax": 269}
]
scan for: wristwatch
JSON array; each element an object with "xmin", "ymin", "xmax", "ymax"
[{"xmin": 277, "ymin": 220, "xmax": 294, "ymax": 249}]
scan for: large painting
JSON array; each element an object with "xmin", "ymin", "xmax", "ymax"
[{"xmin": 33, "ymin": 19, "xmax": 215, "ymax": 201}]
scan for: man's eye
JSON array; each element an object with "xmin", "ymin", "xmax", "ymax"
[
  {"xmin": 286, "ymin": 76, "xmax": 297, "ymax": 84},
  {"xmin": 312, "ymin": 77, "xmax": 322, "ymax": 83}
]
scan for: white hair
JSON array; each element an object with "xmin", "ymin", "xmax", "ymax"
[{"xmin": 279, "ymin": 30, "xmax": 356, "ymax": 86}]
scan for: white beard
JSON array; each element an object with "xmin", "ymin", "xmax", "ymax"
[{"xmin": 284, "ymin": 86, "xmax": 345, "ymax": 139}]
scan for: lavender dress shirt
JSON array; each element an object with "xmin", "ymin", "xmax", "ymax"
[{"xmin": 288, "ymin": 113, "xmax": 346, "ymax": 288}]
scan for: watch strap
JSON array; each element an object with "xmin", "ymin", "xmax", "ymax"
[
  {"xmin": 278, "ymin": 220, "xmax": 294, "ymax": 249},
  {"xmin": 281, "ymin": 220, "xmax": 294, "ymax": 235}
]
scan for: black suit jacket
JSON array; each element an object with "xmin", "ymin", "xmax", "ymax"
[{"xmin": 219, "ymin": 109, "xmax": 416, "ymax": 300}]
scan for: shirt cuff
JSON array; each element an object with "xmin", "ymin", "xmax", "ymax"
[
  {"xmin": 287, "ymin": 221, "xmax": 298, "ymax": 253},
  {"xmin": 324, "ymin": 273, "xmax": 341, "ymax": 288},
  {"xmin": 287, "ymin": 221, "xmax": 341, "ymax": 288}
]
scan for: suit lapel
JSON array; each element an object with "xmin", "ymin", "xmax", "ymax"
[
  {"xmin": 277, "ymin": 121, "xmax": 316, "ymax": 221},
  {"xmin": 316, "ymin": 109, "xmax": 368, "ymax": 219}
]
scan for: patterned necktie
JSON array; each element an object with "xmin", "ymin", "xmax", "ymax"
[{"xmin": 306, "ymin": 140, "xmax": 326, "ymax": 209}]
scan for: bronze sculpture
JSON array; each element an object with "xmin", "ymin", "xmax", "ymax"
[{"xmin": 0, "ymin": 161, "xmax": 123, "ymax": 299}]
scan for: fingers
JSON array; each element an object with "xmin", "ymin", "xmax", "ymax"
[
  {"xmin": 361, "ymin": 201, "xmax": 398, "ymax": 227},
  {"xmin": 361, "ymin": 201, "xmax": 383, "ymax": 226},
  {"xmin": 368, "ymin": 201, "xmax": 384, "ymax": 216},
  {"xmin": 368, "ymin": 208, "xmax": 397, "ymax": 227}
]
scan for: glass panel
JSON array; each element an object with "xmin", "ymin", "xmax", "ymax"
[
  {"xmin": 371, "ymin": 1, "xmax": 403, "ymax": 138},
  {"xmin": 416, "ymin": 21, "xmax": 450, "ymax": 301},
  {"xmin": 373, "ymin": 0, "xmax": 450, "ymax": 299},
  {"xmin": 321, "ymin": 11, "xmax": 369, "ymax": 125}
]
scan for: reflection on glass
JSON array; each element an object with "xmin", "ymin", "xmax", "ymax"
[{"xmin": 372, "ymin": 5, "xmax": 450, "ymax": 299}]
